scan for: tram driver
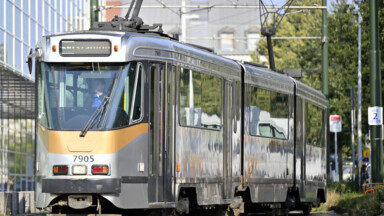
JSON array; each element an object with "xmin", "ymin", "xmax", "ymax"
[{"xmin": 85, "ymin": 79, "xmax": 106, "ymax": 107}]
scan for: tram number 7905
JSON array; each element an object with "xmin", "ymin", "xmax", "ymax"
[{"xmin": 73, "ymin": 155, "xmax": 95, "ymax": 163}]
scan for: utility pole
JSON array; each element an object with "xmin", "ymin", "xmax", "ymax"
[
  {"xmin": 90, "ymin": 0, "xmax": 99, "ymax": 28},
  {"xmin": 369, "ymin": 0, "xmax": 383, "ymax": 183},
  {"xmin": 321, "ymin": 0, "xmax": 330, "ymax": 178},
  {"xmin": 351, "ymin": 86, "xmax": 355, "ymax": 182},
  {"xmin": 357, "ymin": 0, "xmax": 363, "ymax": 187},
  {"xmin": 181, "ymin": 0, "xmax": 186, "ymax": 43}
]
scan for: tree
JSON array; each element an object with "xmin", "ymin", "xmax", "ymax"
[
  {"xmin": 358, "ymin": 0, "xmax": 384, "ymax": 136},
  {"xmin": 252, "ymin": 0, "xmax": 361, "ymax": 177}
]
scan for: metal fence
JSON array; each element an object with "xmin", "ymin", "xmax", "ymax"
[
  {"xmin": 0, "ymin": 64, "xmax": 35, "ymax": 193},
  {"xmin": 0, "ymin": 191, "xmax": 39, "ymax": 215}
]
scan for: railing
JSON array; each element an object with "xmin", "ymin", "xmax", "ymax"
[
  {"xmin": 363, "ymin": 183, "xmax": 384, "ymax": 196},
  {"xmin": 0, "ymin": 191, "xmax": 42, "ymax": 215}
]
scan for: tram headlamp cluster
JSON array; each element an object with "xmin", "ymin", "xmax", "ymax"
[
  {"xmin": 92, "ymin": 165, "xmax": 109, "ymax": 175},
  {"xmin": 53, "ymin": 165, "xmax": 68, "ymax": 175},
  {"xmin": 72, "ymin": 165, "xmax": 87, "ymax": 175},
  {"xmin": 52, "ymin": 165, "xmax": 109, "ymax": 175}
]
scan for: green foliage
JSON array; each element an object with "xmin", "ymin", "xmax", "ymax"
[
  {"xmin": 327, "ymin": 178, "xmax": 357, "ymax": 193},
  {"xmin": 253, "ymin": 0, "xmax": 322, "ymax": 74},
  {"xmin": 314, "ymin": 185, "xmax": 384, "ymax": 215},
  {"xmin": 313, "ymin": 188, "xmax": 382, "ymax": 215},
  {"xmin": 374, "ymin": 185, "xmax": 384, "ymax": 201},
  {"xmin": 252, "ymin": 0, "xmax": 384, "ymax": 161}
]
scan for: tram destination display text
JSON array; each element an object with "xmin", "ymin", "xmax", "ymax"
[{"xmin": 60, "ymin": 40, "xmax": 111, "ymax": 57}]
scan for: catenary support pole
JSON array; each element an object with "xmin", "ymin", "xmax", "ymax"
[
  {"xmin": 369, "ymin": 0, "xmax": 382, "ymax": 183},
  {"xmin": 351, "ymin": 86, "xmax": 355, "ymax": 182},
  {"xmin": 357, "ymin": 0, "xmax": 363, "ymax": 187},
  {"xmin": 321, "ymin": 0, "xmax": 330, "ymax": 178},
  {"xmin": 90, "ymin": 0, "xmax": 99, "ymax": 28},
  {"xmin": 181, "ymin": 0, "xmax": 186, "ymax": 43}
]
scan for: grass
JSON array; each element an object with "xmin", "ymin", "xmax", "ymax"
[{"xmin": 313, "ymin": 185, "xmax": 384, "ymax": 215}]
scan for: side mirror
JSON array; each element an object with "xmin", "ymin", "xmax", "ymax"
[{"xmin": 26, "ymin": 48, "xmax": 33, "ymax": 74}]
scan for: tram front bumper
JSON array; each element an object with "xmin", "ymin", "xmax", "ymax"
[{"xmin": 42, "ymin": 178, "xmax": 121, "ymax": 194}]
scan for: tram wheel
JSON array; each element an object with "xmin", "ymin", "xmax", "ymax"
[{"xmin": 302, "ymin": 204, "xmax": 311, "ymax": 215}]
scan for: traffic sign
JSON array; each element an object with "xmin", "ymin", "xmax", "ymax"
[
  {"xmin": 363, "ymin": 157, "xmax": 369, "ymax": 163},
  {"xmin": 368, "ymin": 106, "xmax": 383, "ymax": 125},
  {"xmin": 330, "ymin": 115, "xmax": 342, "ymax": 133},
  {"xmin": 363, "ymin": 149, "xmax": 370, "ymax": 158}
]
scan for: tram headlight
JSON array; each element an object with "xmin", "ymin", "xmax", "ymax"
[{"xmin": 72, "ymin": 165, "xmax": 87, "ymax": 175}]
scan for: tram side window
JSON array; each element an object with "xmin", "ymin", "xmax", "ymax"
[
  {"xmin": 130, "ymin": 64, "xmax": 143, "ymax": 121},
  {"xmin": 112, "ymin": 62, "xmax": 143, "ymax": 127},
  {"xmin": 37, "ymin": 66, "xmax": 50, "ymax": 127},
  {"xmin": 307, "ymin": 103, "xmax": 324, "ymax": 147},
  {"xmin": 121, "ymin": 63, "xmax": 142, "ymax": 120},
  {"xmin": 179, "ymin": 68, "xmax": 222, "ymax": 130},
  {"xmin": 249, "ymin": 86, "xmax": 289, "ymax": 139}
]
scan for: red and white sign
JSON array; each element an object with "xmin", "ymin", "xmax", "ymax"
[{"xmin": 330, "ymin": 115, "xmax": 342, "ymax": 133}]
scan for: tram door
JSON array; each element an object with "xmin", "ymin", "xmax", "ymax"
[
  {"xmin": 149, "ymin": 63, "xmax": 173, "ymax": 203},
  {"xmin": 223, "ymin": 80, "xmax": 233, "ymax": 199},
  {"xmin": 296, "ymin": 98, "xmax": 306, "ymax": 196}
]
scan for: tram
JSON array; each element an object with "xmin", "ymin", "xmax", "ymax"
[{"xmin": 27, "ymin": 1, "xmax": 327, "ymax": 215}]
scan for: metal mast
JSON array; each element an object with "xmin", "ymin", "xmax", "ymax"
[
  {"xmin": 357, "ymin": 0, "xmax": 363, "ymax": 186},
  {"xmin": 369, "ymin": 0, "xmax": 382, "ymax": 182},
  {"xmin": 321, "ymin": 0, "xmax": 330, "ymax": 178}
]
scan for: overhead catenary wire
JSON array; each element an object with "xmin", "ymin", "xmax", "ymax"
[
  {"xmin": 183, "ymin": 36, "xmax": 321, "ymax": 40},
  {"xmin": 155, "ymin": 0, "xmax": 181, "ymax": 16},
  {"xmin": 99, "ymin": 1, "xmax": 324, "ymax": 51},
  {"xmin": 100, "ymin": 1, "xmax": 323, "ymax": 34},
  {"xmin": 99, "ymin": 5, "xmax": 327, "ymax": 11}
]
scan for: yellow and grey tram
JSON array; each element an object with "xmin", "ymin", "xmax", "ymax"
[{"xmin": 27, "ymin": 1, "xmax": 327, "ymax": 215}]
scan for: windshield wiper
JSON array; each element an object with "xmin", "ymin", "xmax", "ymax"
[
  {"xmin": 79, "ymin": 96, "xmax": 110, "ymax": 137},
  {"xmin": 80, "ymin": 73, "xmax": 117, "ymax": 137}
]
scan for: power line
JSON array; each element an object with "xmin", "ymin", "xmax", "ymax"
[
  {"xmin": 184, "ymin": 36, "xmax": 321, "ymax": 40},
  {"xmin": 155, "ymin": 0, "xmax": 180, "ymax": 16},
  {"xmin": 99, "ymin": 5, "xmax": 327, "ymax": 11}
]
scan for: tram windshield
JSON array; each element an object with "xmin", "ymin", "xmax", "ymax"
[{"xmin": 37, "ymin": 62, "xmax": 143, "ymax": 130}]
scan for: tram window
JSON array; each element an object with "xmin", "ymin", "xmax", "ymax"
[
  {"xmin": 38, "ymin": 62, "xmax": 130, "ymax": 130},
  {"xmin": 64, "ymin": 74, "xmax": 74, "ymax": 107},
  {"xmin": 179, "ymin": 68, "xmax": 222, "ymax": 130},
  {"xmin": 37, "ymin": 66, "xmax": 49, "ymax": 127},
  {"xmin": 112, "ymin": 62, "xmax": 143, "ymax": 127},
  {"xmin": 307, "ymin": 103, "xmax": 324, "ymax": 147},
  {"xmin": 131, "ymin": 64, "xmax": 143, "ymax": 122},
  {"xmin": 249, "ymin": 87, "xmax": 288, "ymax": 139}
]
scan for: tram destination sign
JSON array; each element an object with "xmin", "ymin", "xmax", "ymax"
[{"xmin": 60, "ymin": 40, "xmax": 111, "ymax": 57}]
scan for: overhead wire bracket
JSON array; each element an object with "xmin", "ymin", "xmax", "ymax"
[{"xmin": 259, "ymin": 0, "xmax": 293, "ymax": 71}]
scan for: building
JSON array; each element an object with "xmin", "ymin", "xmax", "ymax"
[
  {"xmin": 101, "ymin": 0, "xmax": 262, "ymax": 61},
  {"xmin": 0, "ymin": 0, "xmax": 90, "ymax": 192}
]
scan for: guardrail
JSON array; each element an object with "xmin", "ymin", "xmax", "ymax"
[
  {"xmin": 363, "ymin": 183, "xmax": 384, "ymax": 196},
  {"xmin": 0, "ymin": 191, "xmax": 41, "ymax": 215}
]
